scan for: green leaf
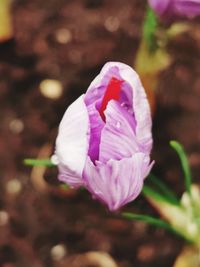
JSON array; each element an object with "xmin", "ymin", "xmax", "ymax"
[
  {"xmin": 23, "ymin": 158, "xmax": 55, "ymax": 167},
  {"xmin": 142, "ymin": 184, "xmax": 179, "ymax": 206},
  {"xmin": 122, "ymin": 212, "xmax": 191, "ymax": 242},
  {"xmin": 143, "ymin": 7, "xmax": 158, "ymax": 52},
  {"xmin": 170, "ymin": 141, "xmax": 192, "ymax": 196},
  {"xmin": 122, "ymin": 212, "xmax": 178, "ymax": 233},
  {"xmin": 148, "ymin": 173, "xmax": 180, "ymax": 205}
]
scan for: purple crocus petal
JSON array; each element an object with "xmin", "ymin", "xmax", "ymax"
[
  {"xmin": 99, "ymin": 100, "xmax": 138, "ymax": 163},
  {"xmin": 83, "ymin": 153, "xmax": 153, "ymax": 211},
  {"xmin": 116, "ymin": 62, "xmax": 153, "ymax": 154},
  {"xmin": 149, "ymin": 0, "xmax": 200, "ymax": 21},
  {"xmin": 84, "ymin": 63, "xmax": 123, "ymax": 162},
  {"xmin": 175, "ymin": 0, "xmax": 200, "ymax": 17},
  {"xmin": 55, "ymin": 95, "xmax": 90, "ymax": 188},
  {"xmin": 55, "ymin": 61, "xmax": 154, "ymax": 210},
  {"xmin": 85, "ymin": 62, "xmax": 152, "ymax": 156},
  {"xmin": 84, "ymin": 64, "xmax": 121, "ymax": 106},
  {"xmin": 148, "ymin": 0, "xmax": 171, "ymax": 16},
  {"xmin": 58, "ymin": 164, "xmax": 85, "ymax": 188}
]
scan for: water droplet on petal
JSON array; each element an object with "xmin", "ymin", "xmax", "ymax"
[
  {"xmin": 51, "ymin": 154, "xmax": 59, "ymax": 165},
  {"xmin": 121, "ymin": 102, "xmax": 129, "ymax": 110}
]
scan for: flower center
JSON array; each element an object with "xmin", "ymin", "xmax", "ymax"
[{"xmin": 99, "ymin": 77, "xmax": 123, "ymax": 121}]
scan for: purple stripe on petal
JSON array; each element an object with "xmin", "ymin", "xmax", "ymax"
[
  {"xmin": 84, "ymin": 65, "xmax": 122, "ymax": 162},
  {"xmin": 83, "ymin": 153, "xmax": 153, "ymax": 211},
  {"xmin": 86, "ymin": 102, "xmax": 104, "ymax": 162}
]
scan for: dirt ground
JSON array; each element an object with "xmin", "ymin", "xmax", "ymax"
[{"xmin": 0, "ymin": 0, "xmax": 200, "ymax": 266}]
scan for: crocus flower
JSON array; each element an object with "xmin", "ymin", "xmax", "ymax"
[
  {"xmin": 148, "ymin": 0, "xmax": 200, "ymax": 22},
  {"xmin": 55, "ymin": 62, "xmax": 153, "ymax": 211}
]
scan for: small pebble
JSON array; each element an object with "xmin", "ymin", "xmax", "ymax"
[
  {"xmin": 104, "ymin": 17, "xmax": 120, "ymax": 32},
  {"xmin": 6, "ymin": 179, "xmax": 22, "ymax": 195},
  {"xmin": 9, "ymin": 119, "xmax": 24, "ymax": 134},
  {"xmin": 51, "ymin": 244, "xmax": 67, "ymax": 261},
  {"xmin": 39, "ymin": 79, "xmax": 63, "ymax": 99},
  {"xmin": 55, "ymin": 28, "xmax": 72, "ymax": 44},
  {"xmin": 0, "ymin": 211, "xmax": 9, "ymax": 226},
  {"xmin": 137, "ymin": 244, "xmax": 155, "ymax": 262}
]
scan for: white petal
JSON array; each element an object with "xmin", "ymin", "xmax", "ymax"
[{"xmin": 55, "ymin": 95, "xmax": 90, "ymax": 187}]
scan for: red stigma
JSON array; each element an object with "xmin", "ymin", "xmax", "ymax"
[{"xmin": 99, "ymin": 77, "xmax": 123, "ymax": 121}]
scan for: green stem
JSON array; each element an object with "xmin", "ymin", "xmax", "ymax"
[
  {"xmin": 23, "ymin": 158, "xmax": 55, "ymax": 167},
  {"xmin": 143, "ymin": 7, "xmax": 158, "ymax": 53},
  {"xmin": 170, "ymin": 141, "xmax": 192, "ymax": 197}
]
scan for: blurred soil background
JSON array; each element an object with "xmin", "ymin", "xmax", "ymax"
[{"xmin": 0, "ymin": 0, "xmax": 200, "ymax": 266}]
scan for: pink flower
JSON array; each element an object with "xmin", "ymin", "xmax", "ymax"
[
  {"xmin": 55, "ymin": 62, "xmax": 153, "ymax": 211},
  {"xmin": 148, "ymin": 0, "xmax": 200, "ymax": 22}
]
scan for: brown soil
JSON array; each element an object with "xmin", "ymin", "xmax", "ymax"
[{"xmin": 0, "ymin": 0, "xmax": 200, "ymax": 266}]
